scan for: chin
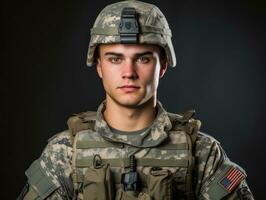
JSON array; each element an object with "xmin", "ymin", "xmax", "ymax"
[
  {"xmin": 107, "ymin": 92, "xmax": 153, "ymax": 108},
  {"xmin": 117, "ymin": 99, "xmax": 143, "ymax": 108},
  {"xmin": 117, "ymin": 96, "xmax": 154, "ymax": 108},
  {"xmin": 109, "ymin": 96, "xmax": 141, "ymax": 107}
]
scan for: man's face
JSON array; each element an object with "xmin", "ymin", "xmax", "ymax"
[{"xmin": 97, "ymin": 44, "xmax": 167, "ymax": 108}]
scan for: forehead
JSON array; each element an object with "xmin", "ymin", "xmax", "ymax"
[{"xmin": 99, "ymin": 44, "xmax": 161, "ymax": 55}]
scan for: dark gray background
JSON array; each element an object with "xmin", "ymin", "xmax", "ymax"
[{"xmin": 2, "ymin": 0, "xmax": 265, "ymax": 199}]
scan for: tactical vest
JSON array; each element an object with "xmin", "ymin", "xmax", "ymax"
[{"xmin": 67, "ymin": 110, "xmax": 201, "ymax": 200}]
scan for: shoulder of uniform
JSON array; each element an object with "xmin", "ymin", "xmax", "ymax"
[
  {"xmin": 47, "ymin": 130, "xmax": 73, "ymax": 147},
  {"xmin": 167, "ymin": 109, "xmax": 217, "ymax": 145},
  {"xmin": 24, "ymin": 131, "xmax": 73, "ymax": 199},
  {"xmin": 200, "ymin": 159, "xmax": 247, "ymax": 199},
  {"xmin": 196, "ymin": 131, "xmax": 220, "ymax": 145},
  {"xmin": 25, "ymin": 159, "xmax": 61, "ymax": 199},
  {"xmin": 67, "ymin": 111, "xmax": 97, "ymax": 137},
  {"xmin": 44, "ymin": 131, "xmax": 73, "ymax": 167},
  {"xmin": 194, "ymin": 131, "xmax": 222, "ymax": 163}
]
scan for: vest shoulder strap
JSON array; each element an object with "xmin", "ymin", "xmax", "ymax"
[
  {"xmin": 168, "ymin": 110, "xmax": 201, "ymax": 200},
  {"xmin": 67, "ymin": 111, "xmax": 97, "ymax": 135},
  {"xmin": 168, "ymin": 110, "xmax": 201, "ymax": 146}
]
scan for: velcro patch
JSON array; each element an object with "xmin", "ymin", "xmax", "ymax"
[
  {"xmin": 25, "ymin": 159, "xmax": 59, "ymax": 199},
  {"xmin": 219, "ymin": 167, "xmax": 246, "ymax": 192}
]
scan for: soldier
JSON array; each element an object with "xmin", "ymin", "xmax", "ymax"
[{"xmin": 18, "ymin": 0, "xmax": 254, "ymax": 199}]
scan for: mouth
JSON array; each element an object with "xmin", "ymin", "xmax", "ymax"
[{"xmin": 118, "ymin": 85, "xmax": 140, "ymax": 92}]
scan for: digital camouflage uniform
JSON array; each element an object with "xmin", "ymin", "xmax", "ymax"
[
  {"xmin": 18, "ymin": 0, "xmax": 254, "ymax": 199},
  {"xmin": 19, "ymin": 102, "xmax": 253, "ymax": 199}
]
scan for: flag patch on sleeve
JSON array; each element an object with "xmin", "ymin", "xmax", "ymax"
[{"xmin": 219, "ymin": 167, "xmax": 246, "ymax": 192}]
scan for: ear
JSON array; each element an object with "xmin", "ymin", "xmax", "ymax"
[
  {"xmin": 159, "ymin": 61, "xmax": 168, "ymax": 78},
  {"xmin": 96, "ymin": 59, "xmax": 103, "ymax": 78}
]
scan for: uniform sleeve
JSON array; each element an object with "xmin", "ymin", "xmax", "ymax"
[
  {"xmin": 194, "ymin": 132, "xmax": 254, "ymax": 200},
  {"xmin": 17, "ymin": 131, "xmax": 74, "ymax": 200}
]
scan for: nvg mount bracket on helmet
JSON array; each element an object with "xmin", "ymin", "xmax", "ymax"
[{"xmin": 119, "ymin": 7, "xmax": 139, "ymax": 44}]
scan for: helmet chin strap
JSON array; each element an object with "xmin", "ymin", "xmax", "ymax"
[{"xmin": 119, "ymin": 7, "xmax": 139, "ymax": 44}]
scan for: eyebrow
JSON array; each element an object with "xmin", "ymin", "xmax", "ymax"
[{"xmin": 104, "ymin": 51, "xmax": 154, "ymax": 57}]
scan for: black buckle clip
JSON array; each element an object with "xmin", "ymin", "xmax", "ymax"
[
  {"xmin": 119, "ymin": 7, "xmax": 139, "ymax": 43},
  {"xmin": 121, "ymin": 155, "xmax": 139, "ymax": 191}
]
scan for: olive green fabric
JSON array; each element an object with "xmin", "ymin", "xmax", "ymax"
[
  {"xmin": 25, "ymin": 159, "xmax": 59, "ymax": 199},
  {"xmin": 76, "ymin": 158, "xmax": 188, "ymax": 168},
  {"xmin": 83, "ymin": 163, "xmax": 114, "ymax": 200},
  {"xmin": 147, "ymin": 169, "xmax": 172, "ymax": 200},
  {"xmin": 116, "ymin": 189, "xmax": 150, "ymax": 200},
  {"xmin": 22, "ymin": 186, "xmax": 38, "ymax": 200}
]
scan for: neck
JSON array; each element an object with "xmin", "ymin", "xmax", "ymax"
[{"xmin": 103, "ymin": 97, "xmax": 157, "ymax": 132}]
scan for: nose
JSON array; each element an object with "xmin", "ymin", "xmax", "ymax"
[{"xmin": 121, "ymin": 60, "xmax": 138, "ymax": 79}]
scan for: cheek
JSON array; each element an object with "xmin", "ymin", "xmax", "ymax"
[
  {"xmin": 101, "ymin": 76, "xmax": 113, "ymax": 93},
  {"xmin": 102, "ymin": 73, "xmax": 113, "ymax": 86},
  {"xmin": 140, "ymin": 67, "xmax": 160, "ymax": 86},
  {"xmin": 101, "ymin": 68, "xmax": 119, "ymax": 87}
]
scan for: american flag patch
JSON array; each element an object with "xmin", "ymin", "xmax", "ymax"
[{"xmin": 220, "ymin": 167, "xmax": 246, "ymax": 192}]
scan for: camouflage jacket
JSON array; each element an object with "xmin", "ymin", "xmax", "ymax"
[{"xmin": 19, "ymin": 102, "xmax": 254, "ymax": 200}]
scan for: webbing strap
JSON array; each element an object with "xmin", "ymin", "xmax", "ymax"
[
  {"xmin": 76, "ymin": 170, "xmax": 148, "ymax": 187},
  {"xmin": 185, "ymin": 132, "xmax": 195, "ymax": 200},
  {"xmin": 91, "ymin": 25, "xmax": 171, "ymax": 36},
  {"xmin": 67, "ymin": 116, "xmax": 90, "ymax": 136},
  {"xmin": 76, "ymin": 140, "xmax": 188, "ymax": 150},
  {"xmin": 76, "ymin": 158, "xmax": 188, "ymax": 168},
  {"xmin": 168, "ymin": 111, "xmax": 199, "ymax": 200},
  {"xmin": 77, "ymin": 141, "xmax": 120, "ymax": 149}
]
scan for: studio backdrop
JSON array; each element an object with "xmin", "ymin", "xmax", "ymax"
[{"xmin": 2, "ymin": 0, "xmax": 265, "ymax": 199}]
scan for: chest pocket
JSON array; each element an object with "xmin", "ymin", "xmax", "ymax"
[
  {"xmin": 81, "ymin": 157, "xmax": 177, "ymax": 200},
  {"xmin": 73, "ymin": 135, "xmax": 191, "ymax": 200},
  {"xmin": 83, "ymin": 161, "xmax": 114, "ymax": 200}
]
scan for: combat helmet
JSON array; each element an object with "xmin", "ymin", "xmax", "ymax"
[{"xmin": 87, "ymin": 0, "xmax": 176, "ymax": 67}]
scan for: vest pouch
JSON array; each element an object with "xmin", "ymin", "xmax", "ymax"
[
  {"xmin": 116, "ymin": 188, "xmax": 151, "ymax": 200},
  {"xmin": 83, "ymin": 162, "xmax": 114, "ymax": 200},
  {"xmin": 147, "ymin": 168, "xmax": 172, "ymax": 200}
]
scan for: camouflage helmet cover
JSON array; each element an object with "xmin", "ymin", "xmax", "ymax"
[{"xmin": 87, "ymin": 0, "xmax": 176, "ymax": 67}]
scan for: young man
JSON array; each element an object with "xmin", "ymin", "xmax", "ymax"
[{"xmin": 18, "ymin": 0, "xmax": 254, "ymax": 199}]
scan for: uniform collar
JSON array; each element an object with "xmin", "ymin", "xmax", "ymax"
[{"xmin": 95, "ymin": 101, "xmax": 172, "ymax": 148}]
